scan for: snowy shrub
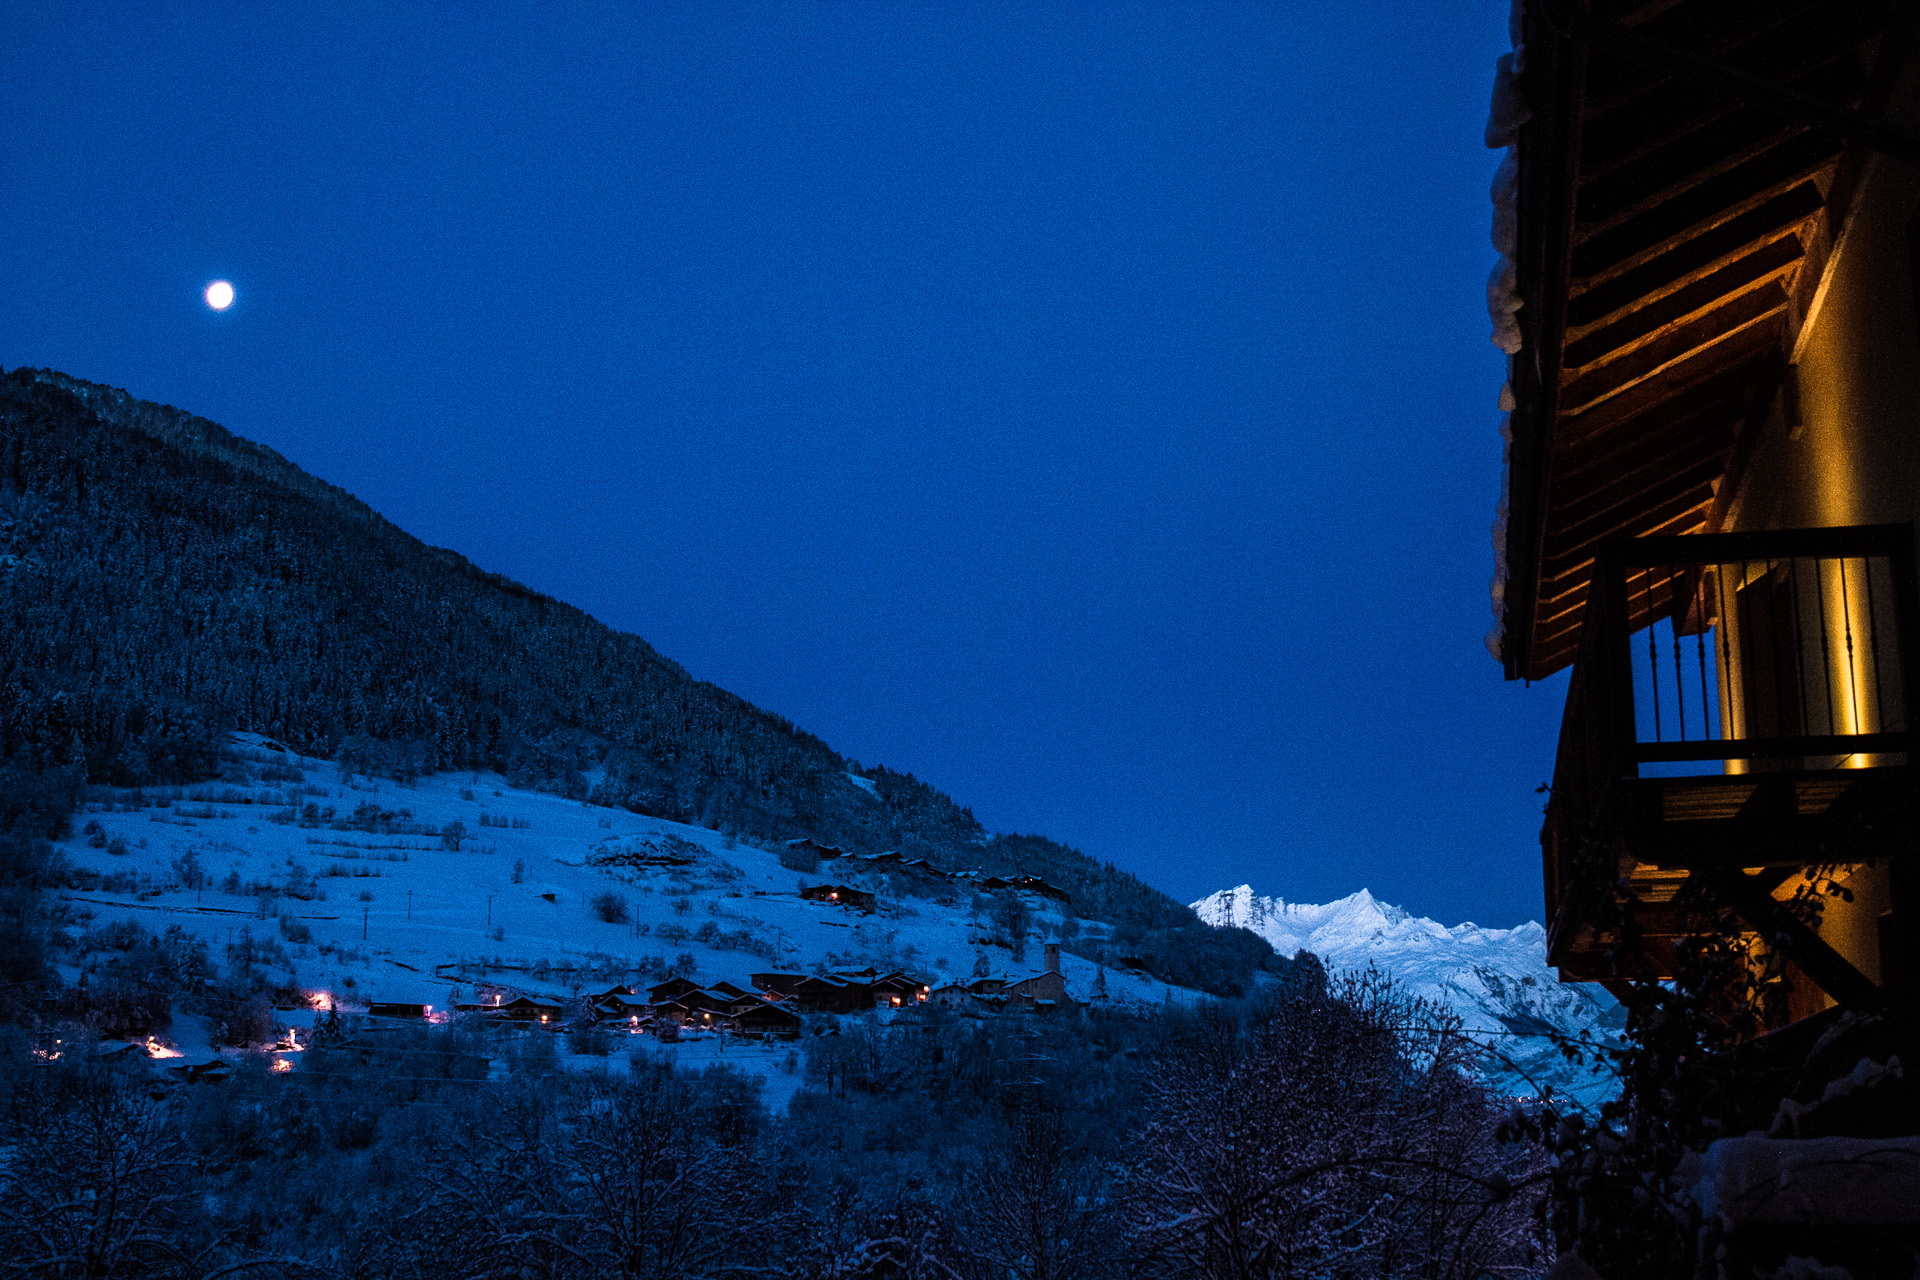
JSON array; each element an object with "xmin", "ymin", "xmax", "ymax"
[
  {"xmin": 591, "ymin": 891, "xmax": 629, "ymax": 924},
  {"xmin": 278, "ymin": 912, "xmax": 312, "ymax": 944},
  {"xmin": 83, "ymin": 819, "xmax": 107, "ymax": 848},
  {"xmin": 106, "ymin": 836, "xmax": 129, "ymax": 857},
  {"xmin": 656, "ymin": 923, "xmax": 689, "ymax": 944}
]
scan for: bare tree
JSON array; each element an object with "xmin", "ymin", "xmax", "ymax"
[
  {"xmin": 956, "ymin": 1111, "xmax": 1124, "ymax": 1280},
  {"xmin": 1122, "ymin": 970, "xmax": 1548, "ymax": 1280}
]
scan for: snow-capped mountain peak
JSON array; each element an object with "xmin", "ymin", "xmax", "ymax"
[{"xmin": 1194, "ymin": 884, "xmax": 1619, "ymax": 1107}]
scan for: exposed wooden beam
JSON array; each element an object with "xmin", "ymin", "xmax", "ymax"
[
  {"xmin": 1568, "ymin": 183, "xmax": 1822, "ymax": 321},
  {"xmin": 1572, "ymin": 132, "xmax": 1838, "ymax": 273},
  {"xmin": 1557, "ymin": 406, "xmax": 1735, "ymax": 491},
  {"xmin": 1577, "ymin": 118, "xmax": 1806, "ymax": 236},
  {"xmin": 1558, "ymin": 291, "xmax": 1786, "ymax": 415},
  {"xmin": 1564, "ymin": 242, "xmax": 1802, "ymax": 368},
  {"xmin": 1555, "ymin": 344, "xmax": 1768, "ymax": 445},
  {"xmin": 1541, "ymin": 482, "xmax": 1719, "ymax": 577}
]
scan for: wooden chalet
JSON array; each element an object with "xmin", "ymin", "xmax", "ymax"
[
  {"xmin": 800, "ymin": 883, "xmax": 877, "ymax": 912},
  {"xmin": 592, "ymin": 993, "xmax": 653, "ymax": 1024},
  {"xmin": 869, "ymin": 972, "xmax": 931, "ymax": 1006},
  {"xmin": 1488, "ymin": 0, "xmax": 1920, "ymax": 1267},
  {"xmin": 723, "ymin": 995, "xmax": 803, "ymax": 1037},
  {"xmin": 493, "ymin": 995, "xmax": 566, "ymax": 1024},
  {"xmin": 749, "ymin": 971, "xmax": 808, "ymax": 998},
  {"xmin": 366, "ymin": 1000, "xmax": 429, "ymax": 1020},
  {"xmin": 646, "ymin": 977, "xmax": 704, "ymax": 1003},
  {"xmin": 789, "ymin": 974, "xmax": 874, "ymax": 1013}
]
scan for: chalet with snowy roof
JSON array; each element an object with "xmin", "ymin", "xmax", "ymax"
[
  {"xmin": 749, "ymin": 971, "xmax": 808, "ymax": 998},
  {"xmin": 800, "ymin": 883, "xmax": 877, "ymax": 912},
  {"xmin": 653, "ymin": 988, "xmax": 737, "ymax": 1017},
  {"xmin": 1482, "ymin": 2, "xmax": 1920, "ymax": 1269},
  {"xmin": 783, "ymin": 837, "xmax": 844, "ymax": 860},
  {"xmin": 646, "ymin": 977, "xmax": 705, "ymax": 1003},
  {"xmin": 494, "ymin": 995, "xmax": 566, "ymax": 1024},
  {"xmin": 869, "ymin": 972, "xmax": 930, "ymax": 1006},
  {"xmin": 591, "ymin": 993, "xmax": 654, "ymax": 1024},
  {"xmin": 727, "ymin": 998, "xmax": 802, "ymax": 1038},
  {"xmin": 789, "ymin": 975, "xmax": 872, "ymax": 1014}
]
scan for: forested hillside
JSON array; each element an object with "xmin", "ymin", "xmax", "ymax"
[{"xmin": 0, "ymin": 367, "xmax": 1271, "ymax": 993}]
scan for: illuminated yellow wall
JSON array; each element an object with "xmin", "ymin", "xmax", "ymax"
[{"xmin": 1714, "ymin": 72, "xmax": 1920, "ymax": 1011}]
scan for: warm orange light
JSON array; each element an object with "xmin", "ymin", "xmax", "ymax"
[{"xmin": 272, "ymin": 1058, "xmax": 292, "ymax": 1073}]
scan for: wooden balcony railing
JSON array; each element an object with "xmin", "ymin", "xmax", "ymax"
[{"xmin": 1543, "ymin": 524, "xmax": 1918, "ymax": 983}]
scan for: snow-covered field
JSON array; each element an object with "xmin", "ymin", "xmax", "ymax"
[
  {"xmin": 55, "ymin": 734, "xmax": 1187, "ymax": 1097},
  {"xmin": 1194, "ymin": 885, "xmax": 1625, "ymax": 1109}
]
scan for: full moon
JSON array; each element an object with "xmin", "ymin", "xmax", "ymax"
[{"xmin": 204, "ymin": 280, "xmax": 235, "ymax": 310}]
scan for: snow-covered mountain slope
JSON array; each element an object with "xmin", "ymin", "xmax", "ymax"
[
  {"xmin": 1194, "ymin": 885, "xmax": 1623, "ymax": 1108},
  {"xmin": 55, "ymin": 734, "xmax": 1193, "ymax": 1098}
]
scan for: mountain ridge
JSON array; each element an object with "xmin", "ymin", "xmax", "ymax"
[
  {"xmin": 1194, "ymin": 884, "xmax": 1623, "ymax": 1105},
  {"xmin": 0, "ymin": 367, "xmax": 1274, "ymax": 995}
]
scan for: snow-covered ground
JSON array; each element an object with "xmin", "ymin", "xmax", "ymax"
[
  {"xmin": 55, "ymin": 734, "xmax": 1188, "ymax": 1099},
  {"xmin": 1194, "ymin": 885, "xmax": 1624, "ymax": 1109}
]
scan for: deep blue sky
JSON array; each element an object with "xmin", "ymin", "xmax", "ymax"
[{"xmin": 2, "ymin": 2, "xmax": 1568, "ymax": 926}]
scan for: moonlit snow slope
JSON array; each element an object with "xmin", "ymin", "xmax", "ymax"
[
  {"xmin": 1194, "ymin": 885, "xmax": 1622, "ymax": 1108},
  {"xmin": 55, "ymin": 734, "xmax": 1192, "ymax": 1107}
]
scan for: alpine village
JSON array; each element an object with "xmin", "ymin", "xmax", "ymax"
[{"xmin": 5, "ymin": 3, "xmax": 1920, "ymax": 1279}]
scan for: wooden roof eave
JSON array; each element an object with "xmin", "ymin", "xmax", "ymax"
[
  {"xmin": 1496, "ymin": 3, "xmax": 1914, "ymax": 683},
  {"xmin": 1501, "ymin": 14, "xmax": 1590, "ymax": 683}
]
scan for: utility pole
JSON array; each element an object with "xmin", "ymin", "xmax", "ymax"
[
  {"xmin": 407, "ymin": 890, "xmax": 413, "ymax": 921},
  {"xmin": 487, "ymin": 893, "xmax": 495, "ymax": 927},
  {"xmin": 362, "ymin": 907, "xmax": 368, "ymax": 941}
]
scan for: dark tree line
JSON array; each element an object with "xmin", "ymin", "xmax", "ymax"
[
  {"xmin": 0, "ymin": 368, "xmax": 1269, "ymax": 994},
  {"xmin": 0, "ymin": 963, "xmax": 1548, "ymax": 1280}
]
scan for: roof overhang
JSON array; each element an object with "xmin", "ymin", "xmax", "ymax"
[{"xmin": 1495, "ymin": 0, "xmax": 1914, "ymax": 681}]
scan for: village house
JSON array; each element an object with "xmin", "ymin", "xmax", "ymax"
[
  {"xmin": 799, "ymin": 883, "xmax": 878, "ymax": 912},
  {"xmin": 646, "ymin": 977, "xmax": 705, "ymax": 1003},
  {"xmin": 721, "ymin": 994, "xmax": 804, "ymax": 1038},
  {"xmin": 366, "ymin": 1000, "xmax": 429, "ymax": 1020},
  {"xmin": 1006, "ymin": 945, "xmax": 1073, "ymax": 1009},
  {"xmin": 748, "ymin": 971, "xmax": 809, "ymax": 999},
  {"xmin": 1485, "ymin": 2, "xmax": 1920, "ymax": 1270},
  {"xmin": 492, "ymin": 995, "xmax": 566, "ymax": 1025}
]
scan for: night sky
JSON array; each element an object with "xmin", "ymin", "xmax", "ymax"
[{"xmin": 2, "ymin": 2, "xmax": 1569, "ymax": 927}]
